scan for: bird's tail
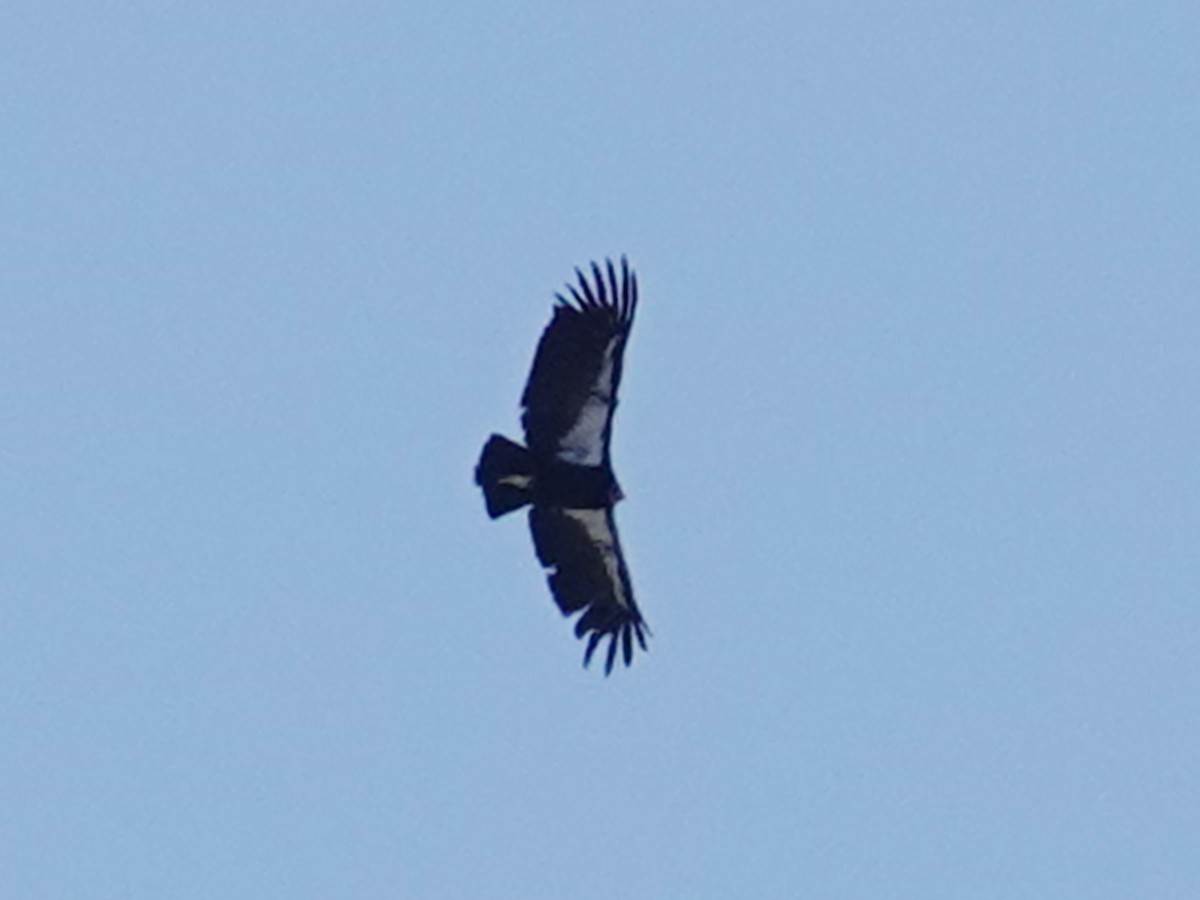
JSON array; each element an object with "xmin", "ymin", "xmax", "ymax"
[{"xmin": 475, "ymin": 434, "xmax": 534, "ymax": 519}]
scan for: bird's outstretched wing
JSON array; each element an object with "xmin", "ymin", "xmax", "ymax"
[
  {"xmin": 528, "ymin": 505, "xmax": 648, "ymax": 674},
  {"xmin": 521, "ymin": 258, "xmax": 637, "ymax": 467}
]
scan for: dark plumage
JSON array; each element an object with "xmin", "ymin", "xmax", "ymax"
[{"xmin": 475, "ymin": 258, "xmax": 648, "ymax": 673}]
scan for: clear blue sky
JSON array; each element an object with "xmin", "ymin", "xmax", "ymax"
[{"xmin": 4, "ymin": 3, "xmax": 1198, "ymax": 898}]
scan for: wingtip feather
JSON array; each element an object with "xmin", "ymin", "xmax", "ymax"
[
  {"xmin": 629, "ymin": 268, "xmax": 638, "ymax": 324},
  {"xmin": 583, "ymin": 631, "xmax": 604, "ymax": 668},
  {"xmin": 591, "ymin": 261, "xmax": 606, "ymax": 306},
  {"xmin": 605, "ymin": 259, "xmax": 620, "ymax": 319},
  {"xmin": 575, "ymin": 267, "xmax": 599, "ymax": 309}
]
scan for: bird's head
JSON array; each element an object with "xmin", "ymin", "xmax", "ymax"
[{"xmin": 608, "ymin": 481, "xmax": 625, "ymax": 505}]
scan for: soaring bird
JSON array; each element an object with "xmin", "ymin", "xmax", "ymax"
[{"xmin": 475, "ymin": 258, "xmax": 648, "ymax": 674}]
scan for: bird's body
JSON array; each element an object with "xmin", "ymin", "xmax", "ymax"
[{"xmin": 475, "ymin": 258, "xmax": 647, "ymax": 673}]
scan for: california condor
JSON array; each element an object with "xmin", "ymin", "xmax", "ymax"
[{"xmin": 475, "ymin": 258, "xmax": 648, "ymax": 674}]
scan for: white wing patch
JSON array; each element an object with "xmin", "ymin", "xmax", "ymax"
[
  {"xmin": 555, "ymin": 339, "xmax": 617, "ymax": 466},
  {"xmin": 562, "ymin": 507, "xmax": 631, "ymax": 611}
]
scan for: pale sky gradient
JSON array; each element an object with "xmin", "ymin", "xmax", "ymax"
[{"xmin": 4, "ymin": 3, "xmax": 1199, "ymax": 898}]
